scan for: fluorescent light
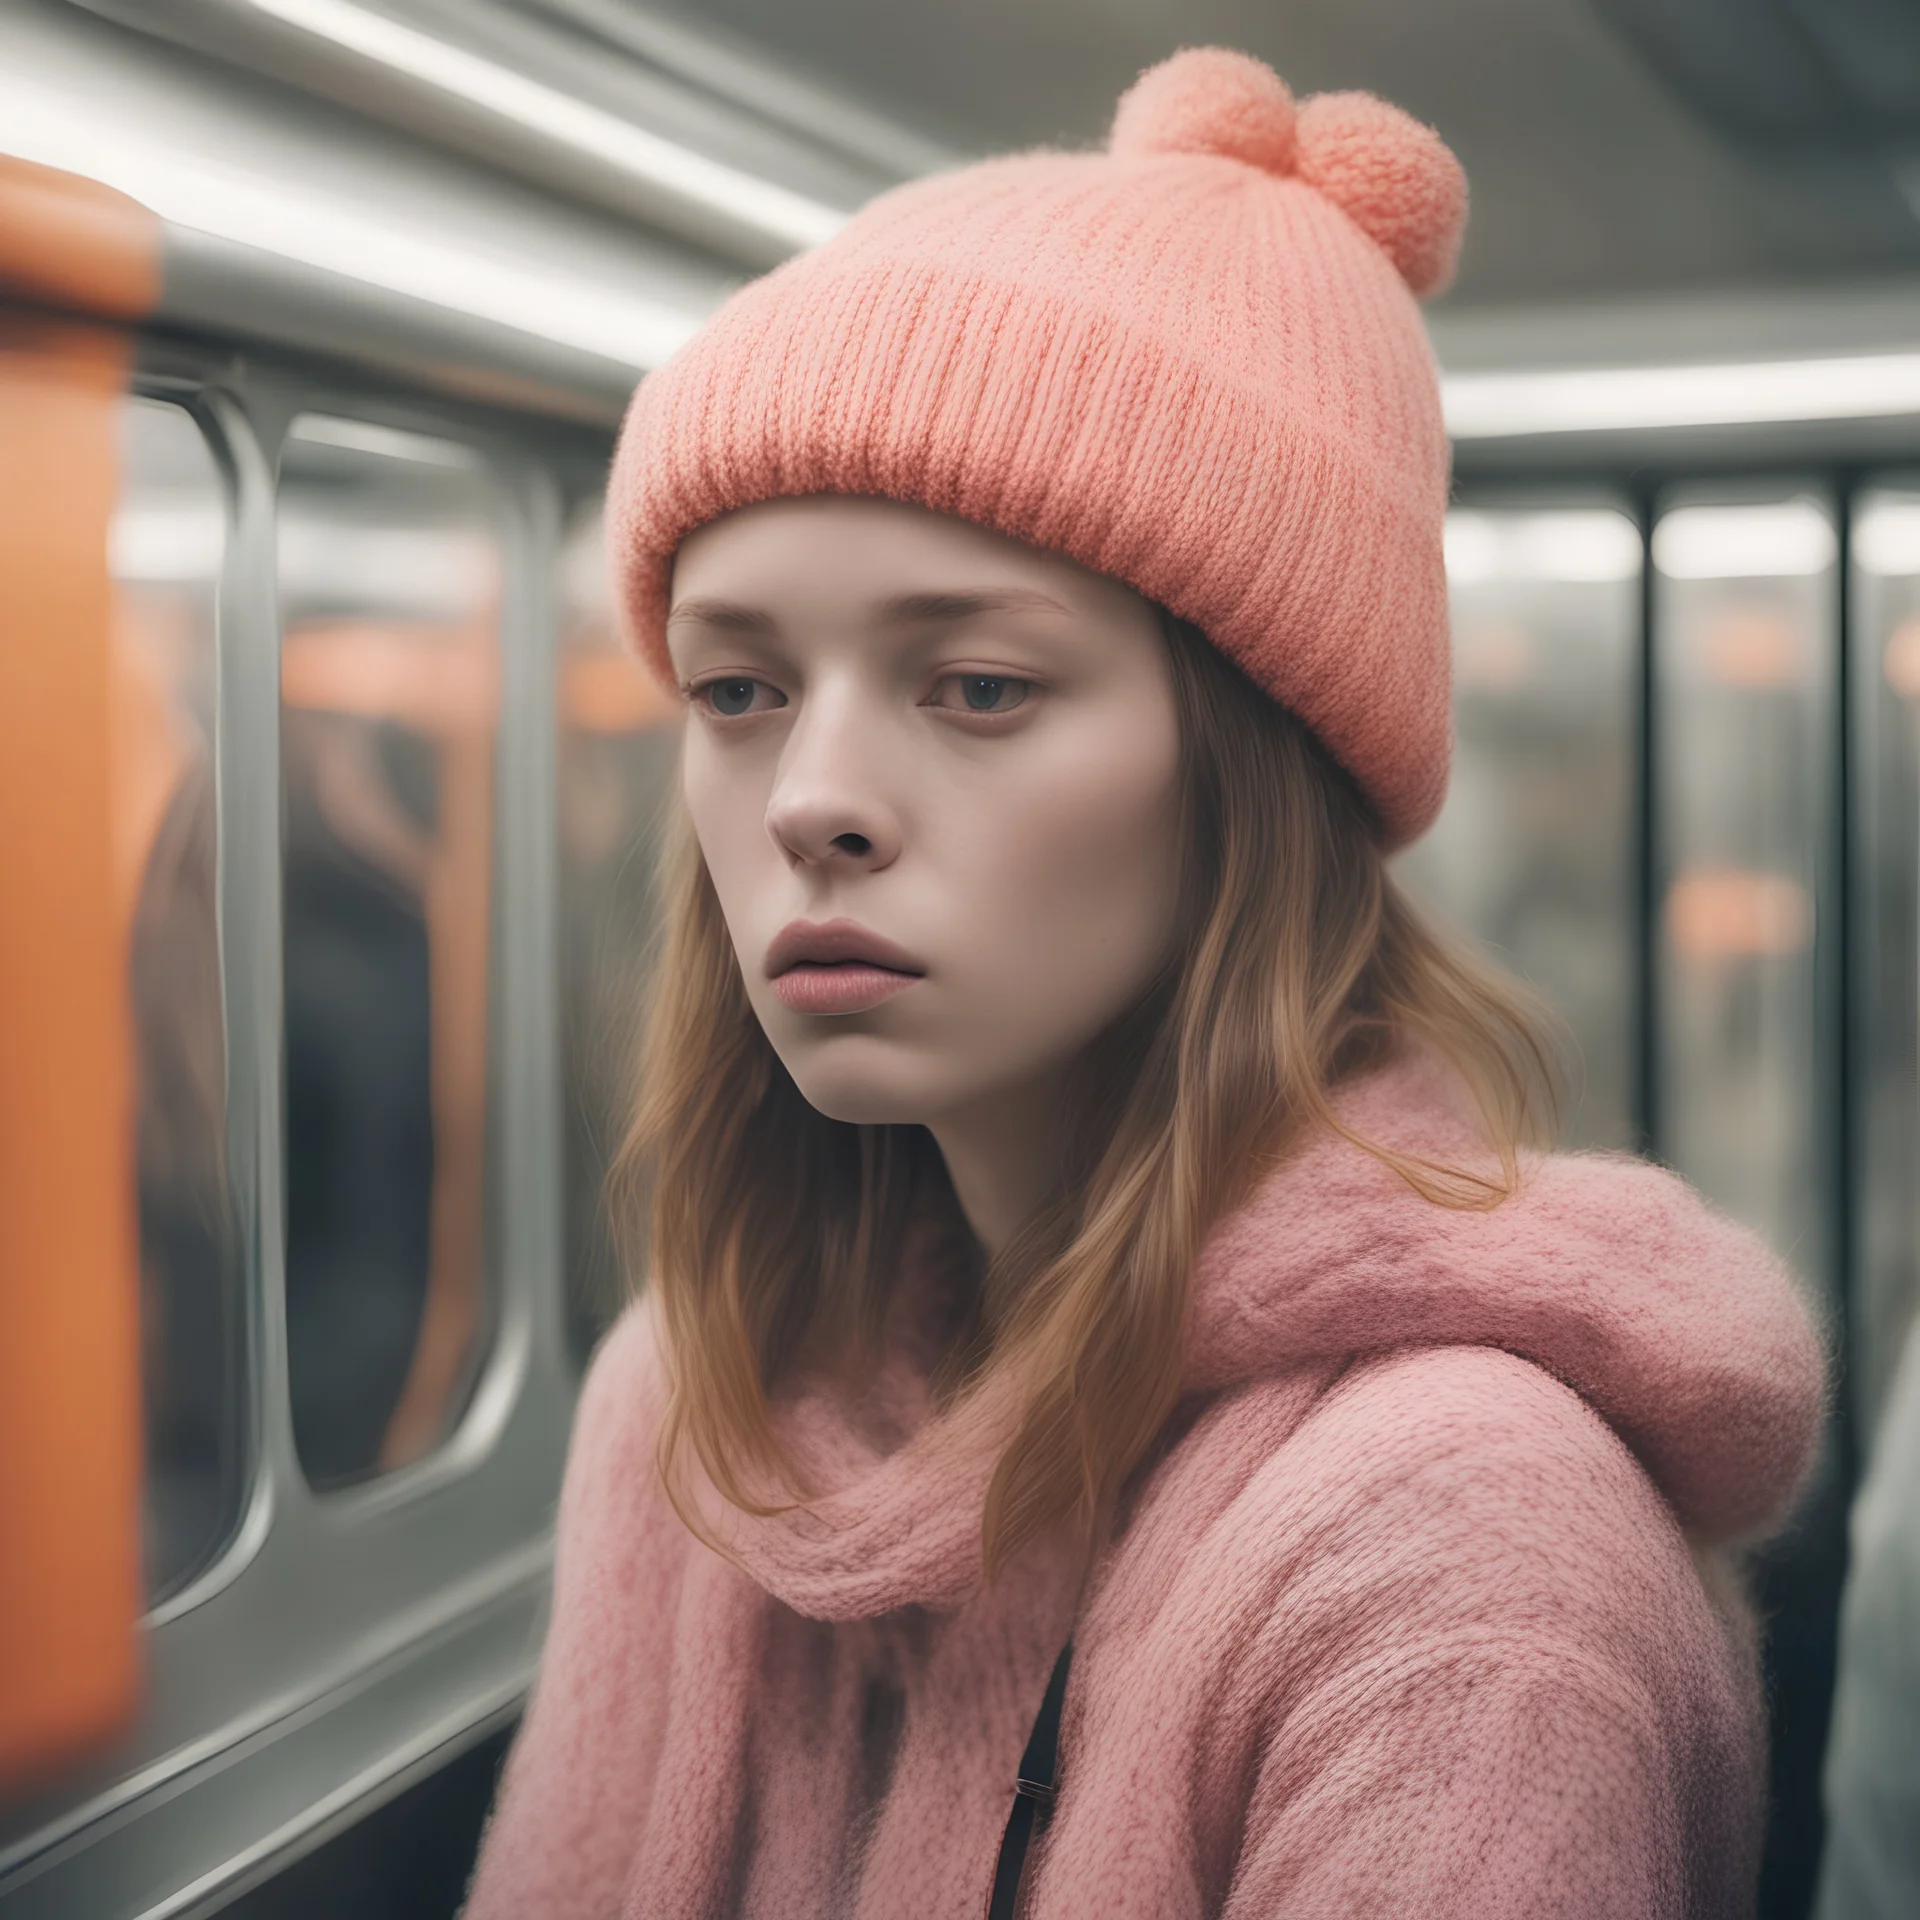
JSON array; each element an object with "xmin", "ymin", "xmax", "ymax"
[
  {"xmin": 288, "ymin": 416, "xmax": 482, "ymax": 467},
  {"xmin": 0, "ymin": 82, "xmax": 697, "ymax": 370},
  {"xmin": 1445, "ymin": 508, "xmax": 1641, "ymax": 585},
  {"xmin": 111, "ymin": 502, "xmax": 225, "ymax": 582},
  {"xmin": 1443, "ymin": 353, "xmax": 1920, "ymax": 439},
  {"xmin": 1653, "ymin": 502, "xmax": 1837, "ymax": 580},
  {"xmin": 1855, "ymin": 498, "xmax": 1920, "ymax": 577},
  {"xmin": 238, "ymin": 0, "xmax": 844, "ymax": 254}
]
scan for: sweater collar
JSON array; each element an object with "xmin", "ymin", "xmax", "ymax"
[{"xmin": 697, "ymin": 1049, "xmax": 1824, "ymax": 1621}]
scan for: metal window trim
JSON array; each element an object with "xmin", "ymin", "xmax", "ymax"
[
  {"xmin": 112, "ymin": 377, "xmax": 271, "ymax": 1623},
  {"xmin": 156, "ymin": 1687, "xmax": 524, "ymax": 1920},
  {"xmin": 272, "ymin": 402, "xmax": 522, "ymax": 1518},
  {"xmin": 1831, "ymin": 477, "xmax": 1861, "ymax": 1492},
  {"xmin": 0, "ymin": 1544, "xmax": 549, "ymax": 1917},
  {"xmin": 280, "ymin": 407, "xmax": 569, "ymax": 1525},
  {"xmin": 213, "ymin": 376, "xmax": 294, "ymax": 1585},
  {"xmin": 0, "ymin": 343, "xmax": 584, "ymax": 1913}
]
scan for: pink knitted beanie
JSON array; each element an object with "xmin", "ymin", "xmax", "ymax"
[{"xmin": 609, "ymin": 47, "xmax": 1467, "ymax": 844}]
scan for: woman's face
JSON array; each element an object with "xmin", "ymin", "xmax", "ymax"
[{"xmin": 668, "ymin": 496, "xmax": 1185, "ymax": 1138}]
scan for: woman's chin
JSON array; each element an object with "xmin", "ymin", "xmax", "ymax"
[
  {"xmin": 759, "ymin": 1022, "xmax": 940, "ymax": 1128},
  {"xmin": 778, "ymin": 1046, "xmax": 982, "ymax": 1129},
  {"xmin": 787, "ymin": 1072, "xmax": 936, "ymax": 1128}
]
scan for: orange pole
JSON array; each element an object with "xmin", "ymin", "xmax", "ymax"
[{"xmin": 0, "ymin": 160, "xmax": 159, "ymax": 1793}]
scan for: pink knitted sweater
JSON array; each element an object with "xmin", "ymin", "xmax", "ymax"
[{"xmin": 465, "ymin": 1053, "xmax": 1823, "ymax": 1918}]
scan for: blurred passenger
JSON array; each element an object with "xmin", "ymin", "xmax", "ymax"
[
  {"xmin": 275, "ymin": 563, "xmax": 498, "ymax": 1486},
  {"xmin": 467, "ymin": 50, "xmax": 1824, "ymax": 1919},
  {"xmin": 281, "ymin": 707, "xmax": 436, "ymax": 1486},
  {"xmin": 1817, "ymin": 1324, "xmax": 1920, "ymax": 1920}
]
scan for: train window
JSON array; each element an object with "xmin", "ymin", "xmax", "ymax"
[
  {"xmin": 276, "ymin": 417, "xmax": 503, "ymax": 1488},
  {"xmin": 1852, "ymin": 483, "xmax": 1920, "ymax": 1443},
  {"xmin": 114, "ymin": 395, "xmax": 242, "ymax": 1603},
  {"xmin": 1398, "ymin": 505, "xmax": 1642, "ymax": 1147},
  {"xmin": 557, "ymin": 498, "xmax": 680, "ymax": 1364},
  {"xmin": 1653, "ymin": 492, "xmax": 1837, "ymax": 1291}
]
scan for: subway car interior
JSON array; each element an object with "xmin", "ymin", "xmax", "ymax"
[{"xmin": 3, "ymin": 1, "xmax": 1920, "ymax": 1915}]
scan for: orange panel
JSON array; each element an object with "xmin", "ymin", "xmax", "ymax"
[
  {"xmin": 0, "ymin": 158, "xmax": 160, "ymax": 322},
  {"xmin": 0, "ymin": 289, "xmax": 151, "ymax": 1783}
]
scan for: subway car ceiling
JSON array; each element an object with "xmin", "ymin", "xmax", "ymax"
[
  {"xmin": 5, "ymin": 0, "xmax": 1920, "ymax": 455},
  {"xmin": 633, "ymin": 0, "xmax": 1920, "ymax": 303},
  {"xmin": 5, "ymin": 4, "xmax": 1920, "ymax": 1920}
]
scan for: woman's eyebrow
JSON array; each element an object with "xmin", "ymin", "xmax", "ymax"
[
  {"xmin": 666, "ymin": 596, "xmax": 778, "ymax": 633},
  {"xmin": 879, "ymin": 588, "xmax": 1073, "ymax": 624}
]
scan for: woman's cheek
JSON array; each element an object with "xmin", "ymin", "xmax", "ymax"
[
  {"xmin": 683, "ymin": 760, "xmax": 776, "ymax": 949},
  {"xmin": 978, "ymin": 755, "xmax": 1183, "ymax": 1035}
]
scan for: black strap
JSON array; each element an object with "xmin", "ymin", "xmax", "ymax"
[{"xmin": 984, "ymin": 1640, "xmax": 1073, "ymax": 1920}]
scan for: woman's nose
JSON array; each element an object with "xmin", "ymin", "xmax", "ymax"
[{"xmin": 763, "ymin": 701, "xmax": 902, "ymax": 871}]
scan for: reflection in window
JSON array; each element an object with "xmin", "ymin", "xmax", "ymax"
[
  {"xmin": 277, "ymin": 418, "xmax": 501, "ymax": 1488},
  {"xmin": 1397, "ymin": 506, "xmax": 1641, "ymax": 1148},
  {"xmin": 557, "ymin": 499, "xmax": 679, "ymax": 1364},
  {"xmin": 1853, "ymin": 486, "xmax": 1920, "ymax": 1445},
  {"xmin": 1653, "ymin": 493, "xmax": 1836, "ymax": 1293},
  {"xmin": 113, "ymin": 397, "xmax": 241, "ymax": 1604}
]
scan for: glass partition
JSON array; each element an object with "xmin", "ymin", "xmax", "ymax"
[
  {"xmin": 114, "ymin": 397, "xmax": 241, "ymax": 1603},
  {"xmin": 1398, "ymin": 505, "xmax": 1642, "ymax": 1148},
  {"xmin": 276, "ymin": 417, "xmax": 502, "ymax": 1488},
  {"xmin": 556, "ymin": 499, "xmax": 680, "ymax": 1363},
  {"xmin": 1852, "ymin": 483, "xmax": 1920, "ymax": 1446},
  {"xmin": 1652, "ymin": 491, "xmax": 1837, "ymax": 1295}
]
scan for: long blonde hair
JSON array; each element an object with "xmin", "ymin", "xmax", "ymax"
[{"xmin": 612, "ymin": 610, "xmax": 1558, "ymax": 1577}]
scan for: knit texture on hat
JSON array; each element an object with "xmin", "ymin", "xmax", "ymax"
[{"xmin": 609, "ymin": 47, "xmax": 1467, "ymax": 845}]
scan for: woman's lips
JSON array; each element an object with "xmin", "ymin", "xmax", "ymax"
[
  {"xmin": 770, "ymin": 962, "xmax": 921, "ymax": 1016},
  {"xmin": 764, "ymin": 917, "xmax": 925, "ymax": 1015}
]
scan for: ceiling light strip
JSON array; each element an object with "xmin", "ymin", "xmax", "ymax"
[
  {"xmin": 197, "ymin": 0, "xmax": 846, "ymax": 255},
  {"xmin": 0, "ymin": 82, "xmax": 700, "ymax": 370},
  {"xmin": 1443, "ymin": 352, "xmax": 1920, "ymax": 439}
]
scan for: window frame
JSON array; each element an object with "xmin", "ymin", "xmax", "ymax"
[{"xmin": 0, "ymin": 342, "xmax": 587, "ymax": 1916}]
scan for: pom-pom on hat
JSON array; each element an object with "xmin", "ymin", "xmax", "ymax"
[{"xmin": 610, "ymin": 47, "xmax": 1467, "ymax": 845}]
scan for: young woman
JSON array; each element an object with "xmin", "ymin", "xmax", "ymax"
[{"xmin": 466, "ymin": 48, "xmax": 1823, "ymax": 1919}]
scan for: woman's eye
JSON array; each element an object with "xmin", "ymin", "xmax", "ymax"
[
  {"xmin": 697, "ymin": 677, "xmax": 782, "ymax": 717},
  {"xmin": 935, "ymin": 674, "xmax": 1031, "ymax": 714}
]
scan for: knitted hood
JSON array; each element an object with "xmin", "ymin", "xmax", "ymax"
[{"xmin": 698, "ymin": 1051, "xmax": 1827, "ymax": 1622}]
